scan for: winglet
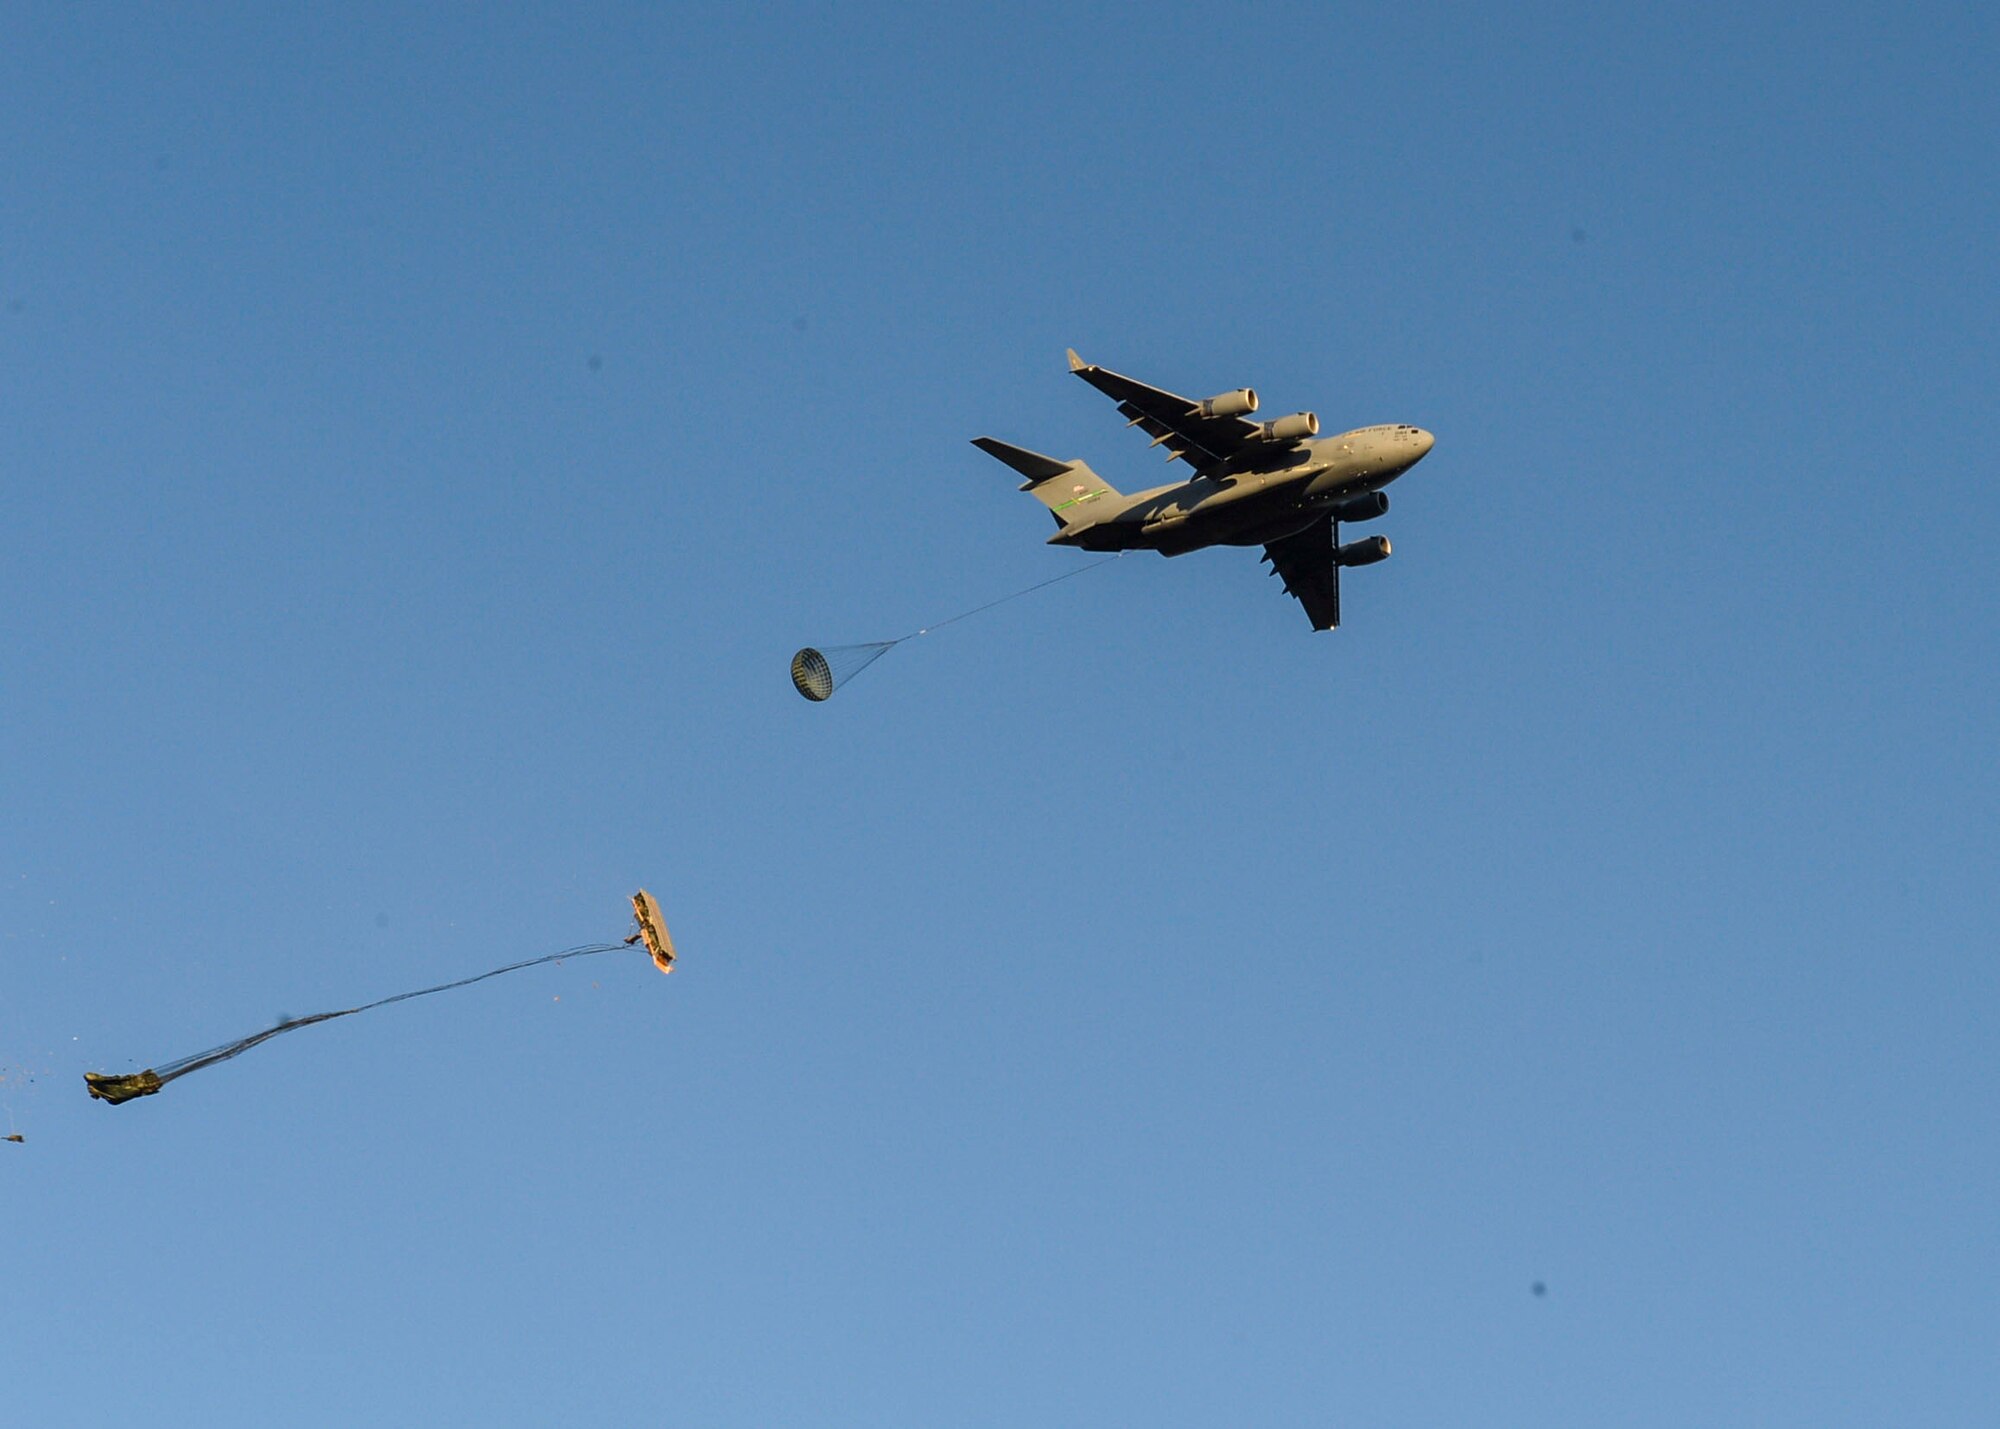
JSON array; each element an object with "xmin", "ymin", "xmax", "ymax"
[{"xmin": 1066, "ymin": 347, "xmax": 1087, "ymax": 372}]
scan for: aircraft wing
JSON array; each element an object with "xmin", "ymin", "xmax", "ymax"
[
  {"xmin": 1067, "ymin": 349, "xmax": 1264, "ymax": 477},
  {"xmin": 1261, "ymin": 518, "xmax": 1340, "ymax": 631}
]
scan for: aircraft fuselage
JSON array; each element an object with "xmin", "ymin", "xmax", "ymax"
[{"xmin": 1052, "ymin": 424, "xmax": 1435, "ymax": 555}]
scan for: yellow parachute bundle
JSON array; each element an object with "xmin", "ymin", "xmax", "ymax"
[
  {"xmin": 84, "ymin": 1069, "xmax": 164, "ymax": 1105},
  {"xmin": 630, "ymin": 889, "xmax": 675, "ymax": 974}
]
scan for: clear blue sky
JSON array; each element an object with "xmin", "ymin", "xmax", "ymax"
[{"xmin": 6, "ymin": 3, "xmax": 1996, "ymax": 1423}]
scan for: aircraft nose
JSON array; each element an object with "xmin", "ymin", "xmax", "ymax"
[{"xmin": 1414, "ymin": 428, "xmax": 1435, "ymax": 457}]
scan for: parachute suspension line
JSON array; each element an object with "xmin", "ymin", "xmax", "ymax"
[
  {"xmin": 905, "ymin": 552, "xmax": 1124, "ymax": 640},
  {"xmin": 85, "ymin": 941, "xmax": 636, "ymax": 1104},
  {"xmin": 791, "ymin": 553, "xmax": 1123, "ymax": 701}
]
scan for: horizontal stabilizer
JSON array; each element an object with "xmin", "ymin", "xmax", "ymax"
[{"xmin": 971, "ymin": 436, "xmax": 1073, "ymax": 485}]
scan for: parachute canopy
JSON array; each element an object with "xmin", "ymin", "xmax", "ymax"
[
  {"xmin": 790, "ymin": 643, "xmax": 895, "ymax": 701},
  {"xmin": 631, "ymin": 889, "xmax": 675, "ymax": 974}
]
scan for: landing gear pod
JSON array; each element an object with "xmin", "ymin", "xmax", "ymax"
[{"xmin": 631, "ymin": 889, "xmax": 675, "ymax": 975}]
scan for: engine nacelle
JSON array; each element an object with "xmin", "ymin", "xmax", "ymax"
[
  {"xmin": 1252, "ymin": 411, "xmax": 1319, "ymax": 443},
  {"xmin": 1326, "ymin": 491, "xmax": 1389, "ymax": 523},
  {"xmin": 1197, "ymin": 388, "xmax": 1258, "ymax": 419},
  {"xmin": 1334, "ymin": 534, "xmax": 1391, "ymax": 567}
]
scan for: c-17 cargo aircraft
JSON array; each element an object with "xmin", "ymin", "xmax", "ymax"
[{"xmin": 974, "ymin": 350, "xmax": 1434, "ymax": 630}]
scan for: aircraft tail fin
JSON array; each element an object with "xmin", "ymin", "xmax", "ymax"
[{"xmin": 971, "ymin": 437, "xmax": 1122, "ymax": 525}]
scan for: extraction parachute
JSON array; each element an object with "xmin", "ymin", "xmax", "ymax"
[
  {"xmin": 790, "ymin": 556, "xmax": 1121, "ymax": 702},
  {"xmin": 790, "ymin": 643, "xmax": 896, "ymax": 701},
  {"xmin": 84, "ymin": 889, "xmax": 680, "ymax": 1106}
]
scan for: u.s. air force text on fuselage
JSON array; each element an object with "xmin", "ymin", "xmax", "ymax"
[{"xmin": 975, "ymin": 350, "xmax": 1433, "ymax": 630}]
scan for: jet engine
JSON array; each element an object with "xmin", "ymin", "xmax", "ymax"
[
  {"xmin": 1252, "ymin": 412, "xmax": 1319, "ymax": 443},
  {"xmin": 1333, "ymin": 534, "xmax": 1391, "ymax": 567},
  {"xmin": 1326, "ymin": 491, "xmax": 1389, "ymax": 523},
  {"xmin": 1197, "ymin": 388, "xmax": 1258, "ymax": 419}
]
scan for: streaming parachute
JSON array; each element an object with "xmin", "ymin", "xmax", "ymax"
[
  {"xmin": 790, "ymin": 642, "xmax": 896, "ymax": 701},
  {"xmin": 791, "ymin": 555, "xmax": 1121, "ymax": 702},
  {"xmin": 83, "ymin": 890, "xmax": 678, "ymax": 1106}
]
